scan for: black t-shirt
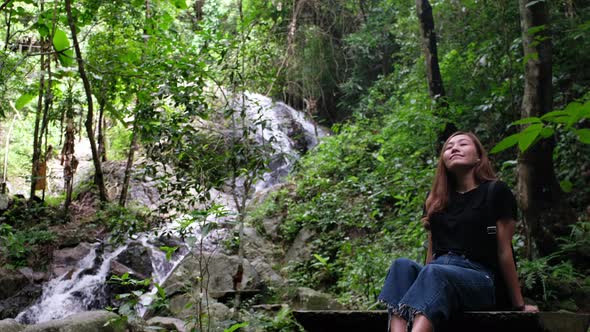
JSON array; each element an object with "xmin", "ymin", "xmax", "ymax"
[{"xmin": 429, "ymin": 180, "xmax": 517, "ymax": 271}]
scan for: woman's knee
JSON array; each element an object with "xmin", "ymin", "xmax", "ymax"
[
  {"xmin": 389, "ymin": 257, "xmax": 421, "ymax": 275},
  {"xmin": 419, "ymin": 264, "xmax": 450, "ymax": 282}
]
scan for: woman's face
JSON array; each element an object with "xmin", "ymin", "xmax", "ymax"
[{"xmin": 442, "ymin": 134, "xmax": 480, "ymax": 173}]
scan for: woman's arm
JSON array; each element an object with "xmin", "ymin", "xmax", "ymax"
[
  {"xmin": 426, "ymin": 231, "xmax": 433, "ymax": 264},
  {"xmin": 496, "ymin": 218, "xmax": 538, "ymax": 312}
]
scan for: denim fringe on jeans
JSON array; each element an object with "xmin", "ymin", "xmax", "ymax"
[{"xmin": 378, "ymin": 253, "xmax": 495, "ymax": 331}]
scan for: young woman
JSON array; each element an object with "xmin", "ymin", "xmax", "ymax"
[{"xmin": 378, "ymin": 132, "xmax": 538, "ymax": 332}]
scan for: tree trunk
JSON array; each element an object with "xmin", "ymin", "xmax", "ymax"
[
  {"xmin": 415, "ymin": 0, "xmax": 456, "ymax": 146},
  {"xmin": 30, "ymin": 51, "xmax": 45, "ymax": 200},
  {"xmin": 415, "ymin": 0, "xmax": 446, "ymax": 104},
  {"xmin": 119, "ymin": 118, "xmax": 138, "ymax": 207},
  {"xmin": 517, "ymin": 0, "xmax": 573, "ymax": 257},
  {"xmin": 65, "ymin": 0, "xmax": 107, "ymax": 202},
  {"xmin": 98, "ymin": 100, "xmax": 107, "ymax": 162}
]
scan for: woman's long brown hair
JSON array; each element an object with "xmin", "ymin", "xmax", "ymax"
[{"xmin": 422, "ymin": 131, "xmax": 496, "ymax": 228}]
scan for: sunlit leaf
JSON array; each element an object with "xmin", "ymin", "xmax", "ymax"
[
  {"xmin": 15, "ymin": 93, "xmax": 36, "ymax": 110},
  {"xmin": 53, "ymin": 29, "xmax": 70, "ymax": 52},
  {"xmin": 490, "ymin": 133, "xmax": 519, "ymax": 154},
  {"xmin": 518, "ymin": 124, "xmax": 543, "ymax": 152},
  {"xmin": 511, "ymin": 117, "xmax": 541, "ymax": 125}
]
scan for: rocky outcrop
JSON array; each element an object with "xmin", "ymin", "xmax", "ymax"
[
  {"xmin": 19, "ymin": 310, "xmax": 123, "ymax": 332},
  {"xmin": 284, "ymin": 227, "xmax": 316, "ymax": 264},
  {"xmin": 164, "ymin": 252, "xmax": 261, "ymax": 299}
]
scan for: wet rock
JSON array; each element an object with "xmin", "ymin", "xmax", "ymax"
[
  {"xmin": 112, "ymin": 242, "xmax": 153, "ymax": 279},
  {"xmin": 0, "ymin": 284, "xmax": 42, "ymax": 320},
  {"xmin": 50, "ymin": 243, "xmax": 94, "ymax": 278}
]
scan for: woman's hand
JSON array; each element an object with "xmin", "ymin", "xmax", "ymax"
[{"xmin": 523, "ymin": 304, "xmax": 539, "ymax": 312}]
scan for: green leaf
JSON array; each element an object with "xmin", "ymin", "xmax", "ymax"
[
  {"xmin": 540, "ymin": 110, "xmax": 570, "ymax": 123},
  {"xmin": 540, "ymin": 126, "xmax": 554, "ymax": 138},
  {"xmin": 173, "ymin": 0, "xmax": 188, "ymax": 9},
  {"xmin": 518, "ymin": 124, "xmax": 543, "ymax": 152},
  {"xmin": 37, "ymin": 24, "xmax": 49, "ymax": 38},
  {"xmin": 58, "ymin": 49, "xmax": 75, "ymax": 67},
  {"xmin": 15, "ymin": 93, "xmax": 36, "ymax": 110},
  {"xmin": 52, "ymin": 29, "xmax": 70, "ymax": 52},
  {"xmin": 511, "ymin": 117, "xmax": 541, "ymax": 125},
  {"xmin": 490, "ymin": 133, "xmax": 520, "ymax": 154},
  {"xmin": 575, "ymin": 129, "xmax": 590, "ymax": 144},
  {"xmin": 224, "ymin": 322, "xmax": 249, "ymax": 332},
  {"xmin": 560, "ymin": 180, "xmax": 573, "ymax": 193}
]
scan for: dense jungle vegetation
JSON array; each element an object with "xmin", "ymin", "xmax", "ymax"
[{"xmin": 1, "ymin": 0, "xmax": 590, "ymax": 330}]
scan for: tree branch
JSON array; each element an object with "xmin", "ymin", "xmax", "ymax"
[{"xmin": 0, "ymin": 0, "xmax": 13, "ymax": 12}]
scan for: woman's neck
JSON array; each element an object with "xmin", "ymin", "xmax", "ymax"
[{"xmin": 453, "ymin": 171, "xmax": 478, "ymax": 193}]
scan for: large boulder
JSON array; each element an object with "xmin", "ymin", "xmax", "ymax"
[
  {"xmin": 291, "ymin": 287, "xmax": 344, "ymax": 310},
  {"xmin": 167, "ymin": 293, "xmax": 231, "ymax": 322},
  {"xmin": 164, "ymin": 252, "xmax": 261, "ymax": 299},
  {"xmin": 21, "ymin": 310, "xmax": 124, "ymax": 332},
  {"xmin": 146, "ymin": 316, "xmax": 186, "ymax": 332},
  {"xmin": 110, "ymin": 242, "xmax": 154, "ymax": 280}
]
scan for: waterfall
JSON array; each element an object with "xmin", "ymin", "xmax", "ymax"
[
  {"xmin": 15, "ymin": 92, "xmax": 326, "ymax": 324},
  {"xmin": 16, "ymin": 244, "xmax": 127, "ymax": 324}
]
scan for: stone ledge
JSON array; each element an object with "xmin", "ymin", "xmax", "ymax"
[{"xmin": 292, "ymin": 310, "xmax": 590, "ymax": 332}]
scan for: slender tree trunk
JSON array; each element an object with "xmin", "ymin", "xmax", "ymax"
[
  {"xmin": 415, "ymin": 0, "xmax": 456, "ymax": 146},
  {"xmin": 98, "ymin": 100, "xmax": 107, "ymax": 162},
  {"xmin": 517, "ymin": 0, "xmax": 573, "ymax": 257},
  {"xmin": 65, "ymin": 0, "xmax": 107, "ymax": 202},
  {"xmin": 4, "ymin": 8, "xmax": 12, "ymax": 51},
  {"xmin": 119, "ymin": 117, "xmax": 138, "ymax": 207},
  {"xmin": 415, "ymin": 0, "xmax": 446, "ymax": 104},
  {"xmin": 2, "ymin": 107, "xmax": 18, "ymax": 194},
  {"xmin": 30, "ymin": 51, "xmax": 45, "ymax": 200},
  {"xmin": 40, "ymin": 48, "xmax": 53, "ymax": 201}
]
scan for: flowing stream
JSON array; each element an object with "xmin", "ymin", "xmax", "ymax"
[{"xmin": 15, "ymin": 92, "xmax": 326, "ymax": 324}]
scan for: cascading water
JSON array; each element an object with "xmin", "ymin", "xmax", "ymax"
[
  {"xmin": 15, "ymin": 92, "xmax": 326, "ymax": 324},
  {"xmin": 16, "ymin": 244, "xmax": 127, "ymax": 324}
]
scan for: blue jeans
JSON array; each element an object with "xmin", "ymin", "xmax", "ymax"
[{"xmin": 378, "ymin": 254, "xmax": 495, "ymax": 331}]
